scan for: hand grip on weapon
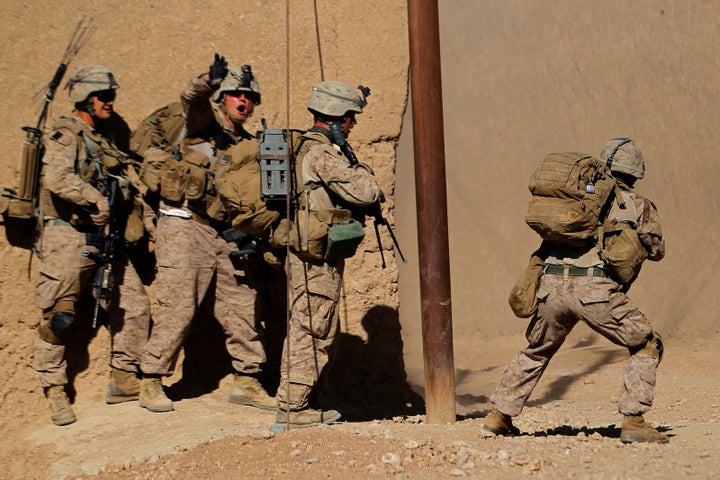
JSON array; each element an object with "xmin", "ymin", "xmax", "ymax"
[
  {"xmin": 208, "ymin": 53, "xmax": 228, "ymax": 89},
  {"xmin": 90, "ymin": 195, "xmax": 110, "ymax": 226}
]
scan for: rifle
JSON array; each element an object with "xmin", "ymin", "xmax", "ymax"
[
  {"xmin": 329, "ymin": 114, "xmax": 407, "ymax": 269},
  {"xmin": 82, "ymin": 174, "xmax": 122, "ymax": 329}
]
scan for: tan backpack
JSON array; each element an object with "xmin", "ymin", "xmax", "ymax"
[
  {"xmin": 525, "ymin": 152, "xmax": 624, "ymax": 246},
  {"xmin": 129, "ymin": 101, "xmax": 186, "ymax": 158}
]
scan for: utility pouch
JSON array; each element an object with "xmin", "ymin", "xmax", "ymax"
[
  {"xmin": 508, "ymin": 246, "xmax": 548, "ymax": 318},
  {"xmin": 601, "ymin": 225, "xmax": 648, "ymax": 286},
  {"xmin": 184, "ymin": 163, "xmax": 207, "ymax": 201},
  {"xmin": 269, "ymin": 210, "xmax": 328, "ymax": 262},
  {"xmin": 324, "ymin": 221, "xmax": 365, "ymax": 261},
  {"xmin": 138, "ymin": 148, "xmax": 168, "ymax": 193},
  {"xmin": 124, "ymin": 197, "xmax": 147, "ymax": 245},
  {"xmin": 159, "ymin": 159, "xmax": 189, "ymax": 203},
  {"xmin": 1, "ymin": 209, "xmax": 37, "ymax": 250}
]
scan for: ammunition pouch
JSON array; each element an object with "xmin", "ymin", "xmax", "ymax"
[
  {"xmin": 153, "ymin": 140, "xmax": 213, "ymax": 204},
  {"xmin": 184, "ymin": 162, "xmax": 207, "ymax": 201},
  {"xmin": 159, "ymin": 157, "xmax": 190, "ymax": 203},
  {"xmin": 138, "ymin": 148, "xmax": 167, "ymax": 193}
]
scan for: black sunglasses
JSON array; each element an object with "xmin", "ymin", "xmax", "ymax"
[{"xmin": 95, "ymin": 90, "xmax": 117, "ymax": 103}]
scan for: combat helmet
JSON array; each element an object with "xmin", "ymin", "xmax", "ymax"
[
  {"xmin": 599, "ymin": 137, "xmax": 645, "ymax": 179},
  {"xmin": 67, "ymin": 65, "xmax": 119, "ymax": 103},
  {"xmin": 212, "ymin": 65, "xmax": 261, "ymax": 105},
  {"xmin": 307, "ymin": 80, "xmax": 368, "ymax": 117}
]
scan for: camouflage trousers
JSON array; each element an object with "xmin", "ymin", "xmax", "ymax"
[
  {"xmin": 139, "ymin": 214, "xmax": 265, "ymax": 376},
  {"xmin": 275, "ymin": 254, "xmax": 344, "ymax": 411},
  {"xmin": 34, "ymin": 222, "xmax": 151, "ymax": 387},
  {"xmin": 490, "ymin": 273, "xmax": 658, "ymax": 417}
]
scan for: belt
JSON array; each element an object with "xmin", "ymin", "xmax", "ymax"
[{"xmin": 544, "ymin": 264, "xmax": 607, "ymax": 278}]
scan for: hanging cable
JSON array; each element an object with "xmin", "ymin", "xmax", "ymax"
[
  {"xmin": 281, "ymin": 0, "xmax": 292, "ymax": 430},
  {"xmin": 313, "ymin": 0, "xmax": 325, "ymax": 81},
  {"xmin": 277, "ymin": 0, "xmax": 327, "ymax": 430}
]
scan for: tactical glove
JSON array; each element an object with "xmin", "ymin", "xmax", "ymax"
[{"xmin": 209, "ymin": 53, "xmax": 228, "ymax": 89}]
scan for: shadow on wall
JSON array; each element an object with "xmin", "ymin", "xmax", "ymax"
[
  {"xmin": 66, "ymin": 261, "xmax": 422, "ymax": 420},
  {"xmin": 324, "ymin": 305, "xmax": 425, "ymax": 421}
]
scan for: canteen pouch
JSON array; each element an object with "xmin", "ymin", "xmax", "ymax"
[
  {"xmin": 508, "ymin": 245, "xmax": 548, "ymax": 318},
  {"xmin": 323, "ymin": 221, "xmax": 365, "ymax": 261}
]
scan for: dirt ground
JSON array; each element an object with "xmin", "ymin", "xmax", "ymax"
[
  {"xmin": 3, "ymin": 1, "xmax": 720, "ymax": 479},
  {"xmin": 3, "ymin": 333, "xmax": 719, "ymax": 480}
]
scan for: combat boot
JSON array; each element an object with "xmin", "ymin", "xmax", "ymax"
[
  {"xmin": 482, "ymin": 408, "xmax": 520, "ymax": 436},
  {"xmin": 45, "ymin": 385, "xmax": 76, "ymax": 426},
  {"xmin": 228, "ymin": 374, "xmax": 276, "ymax": 410},
  {"xmin": 620, "ymin": 415, "xmax": 669, "ymax": 444},
  {"xmin": 139, "ymin": 376, "xmax": 174, "ymax": 413},
  {"xmin": 274, "ymin": 408, "xmax": 342, "ymax": 429},
  {"xmin": 105, "ymin": 367, "xmax": 140, "ymax": 404}
]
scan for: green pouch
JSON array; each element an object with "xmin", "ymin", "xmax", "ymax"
[{"xmin": 324, "ymin": 222, "xmax": 365, "ymax": 261}]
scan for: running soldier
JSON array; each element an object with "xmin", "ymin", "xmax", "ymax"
[
  {"xmin": 484, "ymin": 138, "xmax": 667, "ymax": 443},
  {"xmin": 34, "ymin": 65, "xmax": 152, "ymax": 426},
  {"xmin": 137, "ymin": 55, "xmax": 275, "ymax": 412}
]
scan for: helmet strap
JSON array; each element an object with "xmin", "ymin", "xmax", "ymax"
[{"xmin": 605, "ymin": 137, "xmax": 632, "ymax": 168}]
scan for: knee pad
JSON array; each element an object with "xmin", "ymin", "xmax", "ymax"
[
  {"xmin": 39, "ymin": 300, "xmax": 76, "ymax": 345},
  {"xmin": 50, "ymin": 311, "xmax": 76, "ymax": 335},
  {"xmin": 632, "ymin": 331, "xmax": 664, "ymax": 365}
]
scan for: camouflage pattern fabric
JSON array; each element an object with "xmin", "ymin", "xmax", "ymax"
[
  {"xmin": 34, "ymin": 123, "xmax": 151, "ymax": 387},
  {"xmin": 491, "ymin": 188, "xmax": 664, "ymax": 417},
  {"xmin": 138, "ymin": 207, "xmax": 266, "ymax": 376},
  {"xmin": 275, "ymin": 139, "xmax": 382, "ymax": 411}
]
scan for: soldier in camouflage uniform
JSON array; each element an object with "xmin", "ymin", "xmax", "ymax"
[
  {"xmin": 34, "ymin": 65, "xmax": 152, "ymax": 426},
  {"xmin": 273, "ymin": 81, "xmax": 383, "ymax": 429},
  {"xmin": 137, "ymin": 55, "xmax": 275, "ymax": 413},
  {"xmin": 484, "ymin": 138, "xmax": 668, "ymax": 443}
]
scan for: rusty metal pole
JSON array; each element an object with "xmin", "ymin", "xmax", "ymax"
[{"xmin": 407, "ymin": 0, "xmax": 456, "ymax": 424}]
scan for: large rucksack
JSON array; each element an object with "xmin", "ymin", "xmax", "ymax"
[
  {"xmin": 524, "ymin": 152, "xmax": 624, "ymax": 246},
  {"xmin": 129, "ymin": 101, "xmax": 186, "ymax": 158}
]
